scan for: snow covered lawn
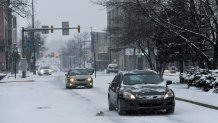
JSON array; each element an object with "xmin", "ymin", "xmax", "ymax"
[{"xmin": 164, "ymin": 73, "xmax": 218, "ymax": 108}]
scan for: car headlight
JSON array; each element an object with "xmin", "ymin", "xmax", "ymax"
[
  {"xmin": 87, "ymin": 77, "xmax": 92, "ymax": 82},
  {"xmin": 49, "ymin": 70, "xmax": 52, "ymax": 73},
  {"xmin": 40, "ymin": 70, "xmax": 44, "ymax": 73},
  {"xmin": 164, "ymin": 90, "xmax": 174, "ymax": 99},
  {"xmin": 69, "ymin": 78, "xmax": 75, "ymax": 83},
  {"xmin": 123, "ymin": 92, "xmax": 136, "ymax": 100}
]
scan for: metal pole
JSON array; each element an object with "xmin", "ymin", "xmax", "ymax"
[
  {"xmin": 21, "ymin": 28, "xmax": 26, "ymax": 78},
  {"xmin": 91, "ymin": 27, "xmax": 96, "ymax": 78},
  {"xmin": 83, "ymin": 41, "xmax": 85, "ymax": 68},
  {"xmin": 22, "ymin": 27, "xmax": 24, "ymax": 57},
  {"xmin": 32, "ymin": 0, "xmax": 36, "ymax": 74},
  {"xmin": 94, "ymin": 53, "xmax": 96, "ymax": 78},
  {"xmin": 79, "ymin": 35, "xmax": 82, "ymax": 67}
]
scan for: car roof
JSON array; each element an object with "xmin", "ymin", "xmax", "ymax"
[
  {"xmin": 40, "ymin": 66, "xmax": 51, "ymax": 68},
  {"xmin": 128, "ymin": 70, "xmax": 158, "ymax": 75},
  {"xmin": 108, "ymin": 64, "xmax": 117, "ymax": 66},
  {"xmin": 70, "ymin": 68, "xmax": 88, "ymax": 70}
]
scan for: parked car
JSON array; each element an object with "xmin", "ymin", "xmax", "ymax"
[
  {"xmin": 87, "ymin": 68, "xmax": 94, "ymax": 75},
  {"xmin": 169, "ymin": 66, "xmax": 177, "ymax": 73},
  {"xmin": 65, "ymin": 68, "xmax": 93, "ymax": 89},
  {"xmin": 106, "ymin": 64, "xmax": 118, "ymax": 73},
  {"xmin": 108, "ymin": 71, "xmax": 175, "ymax": 115},
  {"xmin": 37, "ymin": 66, "xmax": 52, "ymax": 76}
]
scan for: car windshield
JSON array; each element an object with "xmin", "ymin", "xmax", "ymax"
[
  {"xmin": 108, "ymin": 64, "xmax": 118, "ymax": 69},
  {"xmin": 123, "ymin": 74, "xmax": 162, "ymax": 85},
  {"xmin": 40, "ymin": 66, "xmax": 50, "ymax": 69},
  {"xmin": 69, "ymin": 69, "xmax": 89, "ymax": 76}
]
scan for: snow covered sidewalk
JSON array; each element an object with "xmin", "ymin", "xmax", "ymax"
[{"xmin": 0, "ymin": 71, "xmax": 35, "ymax": 83}]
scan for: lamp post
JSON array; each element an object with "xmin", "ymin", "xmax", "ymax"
[
  {"xmin": 32, "ymin": 0, "xmax": 36, "ymax": 75},
  {"xmin": 12, "ymin": 44, "xmax": 19, "ymax": 79}
]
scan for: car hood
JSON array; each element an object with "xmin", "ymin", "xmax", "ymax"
[
  {"xmin": 69, "ymin": 75, "xmax": 90, "ymax": 79},
  {"xmin": 122, "ymin": 84, "xmax": 166, "ymax": 96}
]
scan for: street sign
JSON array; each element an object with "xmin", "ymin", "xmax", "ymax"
[
  {"xmin": 62, "ymin": 21, "xmax": 69, "ymax": 35},
  {"xmin": 41, "ymin": 26, "xmax": 49, "ymax": 34},
  {"xmin": 24, "ymin": 40, "xmax": 33, "ymax": 49}
]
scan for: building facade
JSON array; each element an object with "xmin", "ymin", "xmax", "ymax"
[
  {"xmin": 0, "ymin": 5, "xmax": 8, "ymax": 70},
  {"xmin": 0, "ymin": 3, "xmax": 16, "ymax": 71},
  {"xmin": 91, "ymin": 32, "xmax": 109, "ymax": 70},
  {"xmin": 107, "ymin": 0, "xmax": 144, "ymax": 71}
]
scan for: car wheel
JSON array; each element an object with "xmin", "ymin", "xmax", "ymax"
[
  {"xmin": 108, "ymin": 96, "xmax": 115, "ymax": 111},
  {"xmin": 66, "ymin": 85, "xmax": 71, "ymax": 89},
  {"xmin": 87, "ymin": 86, "xmax": 93, "ymax": 89},
  {"xmin": 117, "ymin": 99, "xmax": 125, "ymax": 115},
  {"xmin": 166, "ymin": 107, "xmax": 175, "ymax": 114}
]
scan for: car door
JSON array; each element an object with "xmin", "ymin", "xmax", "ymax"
[
  {"xmin": 109, "ymin": 75, "xmax": 119, "ymax": 105},
  {"xmin": 110, "ymin": 74, "xmax": 123, "ymax": 106},
  {"xmin": 114, "ymin": 74, "xmax": 123, "ymax": 107}
]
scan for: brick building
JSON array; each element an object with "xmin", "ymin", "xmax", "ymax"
[
  {"xmin": 0, "ymin": 3, "xmax": 16, "ymax": 71},
  {"xmin": 0, "ymin": 5, "xmax": 8, "ymax": 70}
]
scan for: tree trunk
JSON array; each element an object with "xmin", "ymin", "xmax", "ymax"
[
  {"xmin": 137, "ymin": 41, "xmax": 154, "ymax": 70},
  {"xmin": 179, "ymin": 60, "xmax": 183, "ymax": 73},
  {"xmin": 213, "ymin": 43, "xmax": 218, "ymax": 69}
]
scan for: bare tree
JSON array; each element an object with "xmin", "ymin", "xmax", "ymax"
[
  {"xmin": 18, "ymin": 20, "xmax": 47, "ymax": 65},
  {"xmin": 0, "ymin": 0, "xmax": 30, "ymax": 17},
  {"xmin": 136, "ymin": 0, "xmax": 218, "ymax": 69},
  {"xmin": 61, "ymin": 32, "xmax": 90, "ymax": 68},
  {"xmin": 96, "ymin": 0, "xmax": 218, "ymax": 71}
]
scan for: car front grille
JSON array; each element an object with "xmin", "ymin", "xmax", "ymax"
[
  {"xmin": 76, "ymin": 79, "xmax": 86, "ymax": 81},
  {"xmin": 44, "ymin": 70, "xmax": 49, "ymax": 73},
  {"xmin": 139, "ymin": 101, "xmax": 163, "ymax": 107}
]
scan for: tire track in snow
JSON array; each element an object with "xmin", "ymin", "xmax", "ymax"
[{"xmin": 53, "ymin": 73, "xmax": 186, "ymax": 123}]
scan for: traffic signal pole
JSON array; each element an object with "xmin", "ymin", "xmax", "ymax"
[
  {"xmin": 21, "ymin": 26, "xmax": 80, "ymax": 75},
  {"xmin": 21, "ymin": 27, "xmax": 25, "ymax": 57}
]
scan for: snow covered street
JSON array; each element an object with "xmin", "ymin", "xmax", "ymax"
[{"xmin": 0, "ymin": 72, "xmax": 218, "ymax": 123}]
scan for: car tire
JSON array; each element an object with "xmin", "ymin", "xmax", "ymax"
[
  {"xmin": 117, "ymin": 99, "xmax": 126, "ymax": 115},
  {"xmin": 87, "ymin": 86, "xmax": 93, "ymax": 89},
  {"xmin": 66, "ymin": 85, "xmax": 71, "ymax": 89},
  {"xmin": 166, "ymin": 107, "xmax": 175, "ymax": 114},
  {"xmin": 108, "ymin": 96, "xmax": 115, "ymax": 111},
  {"xmin": 66, "ymin": 85, "xmax": 75, "ymax": 89}
]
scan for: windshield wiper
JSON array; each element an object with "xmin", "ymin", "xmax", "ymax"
[{"xmin": 125, "ymin": 83, "xmax": 137, "ymax": 85}]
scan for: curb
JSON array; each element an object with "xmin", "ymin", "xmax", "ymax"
[
  {"xmin": 0, "ymin": 80, "xmax": 35, "ymax": 83},
  {"xmin": 175, "ymin": 97, "xmax": 218, "ymax": 110}
]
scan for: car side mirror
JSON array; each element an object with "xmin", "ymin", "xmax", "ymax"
[
  {"xmin": 111, "ymin": 82, "xmax": 119, "ymax": 86},
  {"xmin": 166, "ymin": 80, "xmax": 172, "ymax": 85}
]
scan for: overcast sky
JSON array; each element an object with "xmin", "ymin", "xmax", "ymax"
[{"xmin": 17, "ymin": 0, "xmax": 107, "ymax": 52}]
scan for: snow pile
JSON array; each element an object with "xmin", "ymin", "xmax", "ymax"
[{"xmin": 180, "ymin": 69, "xmax": 218, "ymax": 93}]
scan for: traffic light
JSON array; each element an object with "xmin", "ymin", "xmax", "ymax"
[
  {"xmin": 77, "ymin": 25, "xmax": 80, "ymax": 33},
  {"xmin": 51, "ymin": 25, "xmax": 54, "ymax": 33}
]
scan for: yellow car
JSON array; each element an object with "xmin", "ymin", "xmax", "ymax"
[{"xmin": 65, "ymin": 68, "xmax": 93, "ymax": 89}]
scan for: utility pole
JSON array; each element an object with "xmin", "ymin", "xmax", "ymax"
[
  {"xmin": 91, "ymin": 27, "xmax": 96, "ymax": 78},
  {"xmin": 32, "ymin": 0, "xmax": 36, "ymax": 74},
  {"xmin": 83, "ymin": 41, "xmax": 86, "ymax": 68},
  {"xmin": 79, "ymin": 34, "xmax": 82, "ymax": 67}
]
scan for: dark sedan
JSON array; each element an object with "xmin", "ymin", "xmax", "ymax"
[{"xmin": 108, "ymin": 71, "xmax": 175, "ymax": 115}]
